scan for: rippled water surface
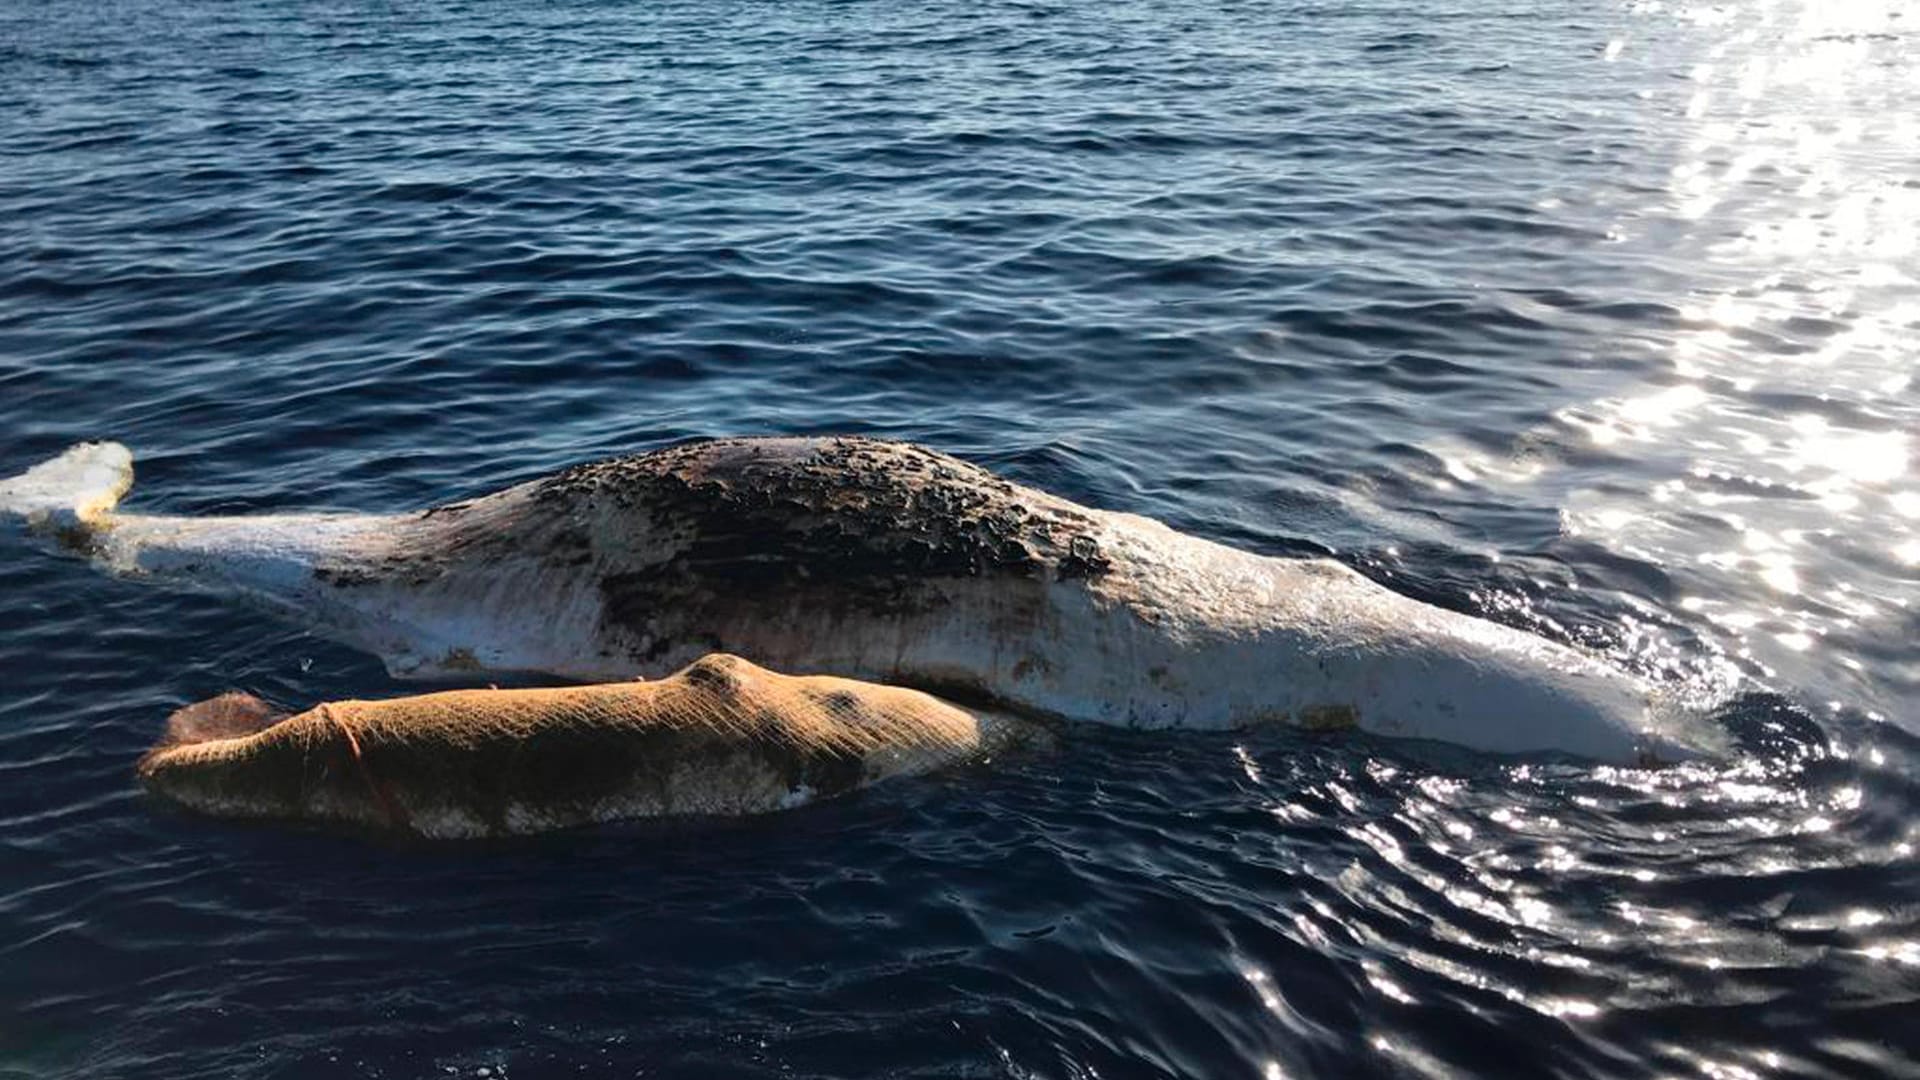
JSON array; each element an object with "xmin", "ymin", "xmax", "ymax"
[{"xmin": 3, "ymin": 0, "xmax": 1917, "ymax": 1076}]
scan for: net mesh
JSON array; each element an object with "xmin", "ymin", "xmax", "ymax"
[{"xmin": 139, "ymin": 653, "xmax": 1038, "ymax": 833}]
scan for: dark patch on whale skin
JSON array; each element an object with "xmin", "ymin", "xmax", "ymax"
[
  {"xmin": 539, "ymin": 436, "xmax": 1109, "ymax": 582},
  {"xmin": 530, "ymin": 436, "xmax": 1111, "ymax": 655}
]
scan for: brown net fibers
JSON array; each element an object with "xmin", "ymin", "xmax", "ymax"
[{"xmin": 138, "ymin": 653, "xmax": 1041, "ymax": 837}]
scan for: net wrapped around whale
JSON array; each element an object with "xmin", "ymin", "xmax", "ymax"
[{"xmin": 138, "ymin": 653, "xmax": 1041, "ymax": 838}]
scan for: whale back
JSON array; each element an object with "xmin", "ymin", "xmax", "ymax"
[
  {"xmin": 540, "ymin": 436, "xmax": 1113, "ymax": 595},
  {"xmin": 334, "ymin": 437, "xmax": 1125, "ymax": 685}
]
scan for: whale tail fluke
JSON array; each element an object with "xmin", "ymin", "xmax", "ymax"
[{"xmin": 0, "ymin": 441, "xmax": 134, "ymax": 532}]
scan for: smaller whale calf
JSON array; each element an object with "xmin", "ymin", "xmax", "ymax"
[{"xmin": 138, "ymin": 654, "xmax": 1044, "ymax": 838}]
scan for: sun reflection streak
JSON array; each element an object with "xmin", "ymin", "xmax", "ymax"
[{"xmin": 1534, "ymin": 0, "xmax": 1920, "ymax": 713}]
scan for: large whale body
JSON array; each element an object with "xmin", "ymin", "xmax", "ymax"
[{"xmin": 2, "ymin": 437, "xmax": 1698, "ymax": 763}]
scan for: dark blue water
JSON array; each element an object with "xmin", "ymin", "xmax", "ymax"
[{"xmin": 3, "ymin": 0, "xmax": 1917, "ymax": 1076}]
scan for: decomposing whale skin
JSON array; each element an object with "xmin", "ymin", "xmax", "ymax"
[
  {"xmin": 138, "ymin": 653, "xmax": 1043, "ymax": 837},
  {"xmin": 5, "ymin": 437, "xmax": 1702, "ymax": 763}
]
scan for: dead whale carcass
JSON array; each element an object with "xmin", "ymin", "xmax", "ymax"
[{"xmin": 6, "ymin": 437, "xmax": 1702, "ymax": 763}]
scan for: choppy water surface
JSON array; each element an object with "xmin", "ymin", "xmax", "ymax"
[{"xmin": 3, "ymin": 0, "xmax": 1916, "ymax": 1076}]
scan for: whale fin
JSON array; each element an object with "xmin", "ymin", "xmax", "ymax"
[{"xmin": 0, "ymin": 441, "xmax": 134, "ymax": 530}]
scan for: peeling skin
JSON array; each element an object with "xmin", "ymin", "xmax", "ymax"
[
  {"xmin": 21, "ymin": 435, "xmax": 1705, "ymax": 763},
  {"xmin": 138, "ymin": 654, "xmax": 1045, "ymax": 837}
]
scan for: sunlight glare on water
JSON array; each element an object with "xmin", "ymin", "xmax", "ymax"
[{"xmin": 1518, "ymin": 0, "xmax": 1920, "ymax": 717}]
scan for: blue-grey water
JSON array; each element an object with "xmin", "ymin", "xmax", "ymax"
[{"xmin": 2, "ymin": 0, "xmax": 1916, "ymax": 1076}]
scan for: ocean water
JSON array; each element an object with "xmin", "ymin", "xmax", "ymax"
[{"xmin": 2, "ymin": 0, "xmax": 1916, "ymax": 1076}]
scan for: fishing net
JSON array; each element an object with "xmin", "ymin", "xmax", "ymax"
[{"xmin": 138, "ymin": 653, "xmax": 1039, "ymax": 837}]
